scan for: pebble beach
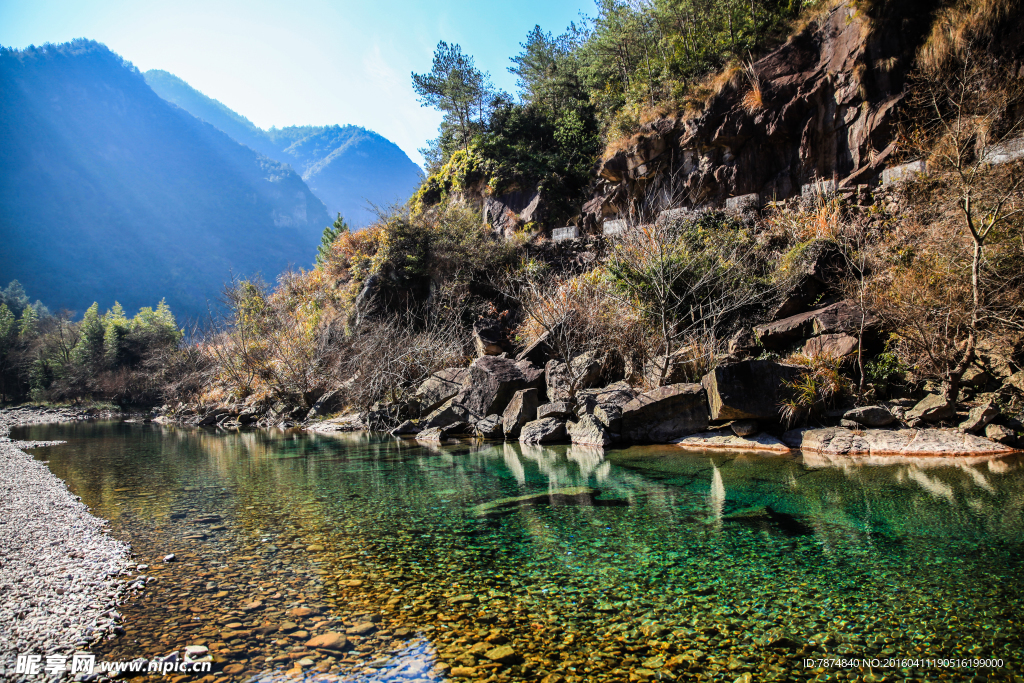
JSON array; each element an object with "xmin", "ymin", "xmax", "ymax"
[{"xmin": 0, "ymin": 408, "xmax": 130, "ymax": 679}]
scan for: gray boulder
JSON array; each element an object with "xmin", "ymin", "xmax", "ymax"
[
  {"xmin": 390, "ymin": 420, "xmax": 420, "ymax": 436},
  {"xmin": 843, "ymin": 405, "xmax": 895, "ymax": 427},
  {"xmin": 728, "ymin": 328, "xmax": 758, "ymax": 359},
  {"xmin": 306, "ymin": 389, "xmax": 342, "ymax": 419},
  {"xmin": 475, "ymin": 414, "xmax": 504, "ymax": 438},
  {"xmin": 519, "ymin": 418, "xmax": 568, "ymax": 444},
  {"xmin": 537, "ymin": 401, "xmax": 573, "ymax": 420},
  {"xmin": 985, "ymin": 423, "xmax": 1016, "ymax": 445},
  {"xmin": 959, "ymin": 402, "xmax": 999, "ymax": 434},
  {"xmin": 420, "ymin": 399, "xmax": 474, "ymax": 429},
  {"xmin": 906, "ymin": 394, "xmax": 955, "ymax": 423},
  {"xmin": 515, "ymin": 324, "xmax": 559, "ymax": 365},
  {"xmin": 701, "ymin": 360, "xmax": 806, "ymax": 421},
  {"xmin": 620, "ymin": 383, "xmax": 709, "ymax": 444},
  {"xmin": 755, "ymin": 300, "xmax": 878, "ymax": 350},
  {"xmin": 576, "ymin": 381, "xmax": 636, "ymax": 415},
  {"xmin": 803, "ymin": 333, "xmax": 859, "ymax": 360},
  {"xmin": 568, "ymin": 414, "xmax": 613, "ymax": 447},
  {"xmin": 414, "ymin": 368, "xmax": 470, "ymax": 415},
  {"xmin": 459, "ymin": 356, "xmax": 544, "ymax": 418},
  {"xmin": 416, "ymin": 422, "xmax": 471, "ymax": 442},
  {"xmin": 503, "ymin": 388, "xmax": 540, "ymax": 438}
]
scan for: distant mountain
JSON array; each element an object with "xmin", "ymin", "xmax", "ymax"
[
  {"xmin": 0, "ymin": 40, "xmax": 332, "ymax": 320},
  {"xmin": 144, "ymin": 70, "xmax": 423, "ymax": 227}
]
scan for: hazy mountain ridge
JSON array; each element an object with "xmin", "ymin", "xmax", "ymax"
[
  {"xmin": 0, "ymin": 40, "xmax": 331, "ymax": 320},
  {"xmin": 143, "ymin": 70, "xmax": 423, "ymax": 225}
]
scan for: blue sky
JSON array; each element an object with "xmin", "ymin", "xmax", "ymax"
[{"xmin": 0, "ymin": 0, "xmax": 593, "ymax": 167}]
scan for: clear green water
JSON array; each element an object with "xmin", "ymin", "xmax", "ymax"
[{"xmin": 15, "ymin": 421, "xmax": 1024, "ymax": 682}]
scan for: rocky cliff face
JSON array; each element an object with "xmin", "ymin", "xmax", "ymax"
[{"xmin": 584, "ymin": 0, "xmax": 938, "ymax": 227}]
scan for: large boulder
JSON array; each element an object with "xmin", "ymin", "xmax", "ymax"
[
  {"xmin": 701, "ymin": 360, "xmax": 806, "ymax": 421},
  {"xmin": 420, "ymin": 399, "xmax": 474, "ymax": 429},
  {"xmin": 458, "ymin": 357, "xmax": 544, "ymax": 419},
  {"xmin": 306, "ymin": 389, "xmax": 343, "ymax": 419},
  {"xmin": 519, "ymin": 418, "xmax": 568, "ymax": 444},
  {"xmin": 728, "ymin": 328, "xmax": 759, "ymax": 359},
  {"xmin": 771, "ymin": 240, "xmax": 848, "ymax": 319},
  {"xmin": 620, "ymin": 383, "xmax": 709, "ymax": 444},
  {"xmin": 906, "ymin": 394, "xmax": 955, "ymax": 423},
  {"xmin": 503, "ymin": 388, "xmax": 540, "ymax": 438},
  {"xmin": 537, "ymin": 401, "xmax": 573, "ymax": 420},
  {"xmin": 414, "ymin": 368, "xmax": 470, "ymax": 415},
  {"xmin": 803, "ymin": 333, "xmax": 858, "ymax": 360},
  {"xmin": 754, "ymin": 300, "xmax": 878, "ymax": 350},
  {"xmin": 475, "ymin": 414, "xmax": 504, "ymax": 438},
  {"xmin": 416, "ymin": 422, "xmax": 471, "ymax": 442},
  {"xmin": 842, "ymin": 405, "xmax": 895, "ymax": 427},
  {"xmin": 568, "ymin": 414, "xmax": 613, "ymax": 447},
  {"xmin": 576, "ymin": 381, "xmax": 637, "ymax": 415},
  {"xmin": 545, "ymin": 359, "xmax": 571, "ymax": 402},
  {"xmin": 545, "ymin": 352, "xmax": 603, "ymax": 401},
  {"xmin": 959, "ymin": 402, "xmax": 999, "ymax": 434},
  {"xmin": 985, "ymin": 423, "xmax": 1016, "ymax": 445}
]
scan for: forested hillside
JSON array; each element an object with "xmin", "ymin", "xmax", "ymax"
[
  {"xmin": 0, "ymin": 40, "xmax": 332, "ymax": 321},
  {"xmin": 144, "ymin": 70, "xmax": 423, "ymax": 226}
]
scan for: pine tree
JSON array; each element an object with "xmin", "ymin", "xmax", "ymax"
[
  {"xmin": 18, "ymin": 304, "xmax": 38, "ymax": 338},
  {"xmin": 103, "ymin": 302, "xmax": 128, "ymax": 367},
  {"xmin": 316, "ymin": 214, "xmax": 350, "ymax": 267},
  {"xmin": 71, "ymin": 302, "xmax": 105, "ymax": 367}
]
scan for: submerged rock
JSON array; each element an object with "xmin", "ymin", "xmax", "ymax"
[{"xmin": 470, "ymin": 487, "xmax": 597, "ymax": 516}]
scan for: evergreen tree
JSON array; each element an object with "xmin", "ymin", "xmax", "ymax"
[
  {"xmin": 18, "ymin": 304, "xmax": 38, "ymax": 338},
  {"xmin": 316, "ymin": 214, "xmax": 350, "ymax": 267},
  {"xmin": 412, "ymin": 42, "xmax": 499, "ymax": 156},
  {"xmin": 71, "ymin": 302, "xmax": 105, "ymax": 367},
  {"xmin": 103, "ymin": 302, "xmax": 129, "ymax": 366}
]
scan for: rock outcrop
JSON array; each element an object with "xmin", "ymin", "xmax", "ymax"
[{"xmin": 583, "ymin": 0, "xmax": 935, "ymax": 224}]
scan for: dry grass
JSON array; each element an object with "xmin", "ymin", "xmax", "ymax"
[{"xmin": 918, "ymin": 0, "xmax": 1018, "ymax": 74}]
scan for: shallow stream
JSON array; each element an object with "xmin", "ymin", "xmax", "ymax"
[{"xmin": 15, "ymin": 421, "xmax": 1024, "ymax": 682}]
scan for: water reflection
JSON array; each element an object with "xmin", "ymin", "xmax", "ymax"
[{"xmin": 13, "ymin": 422, "xmax": 1024, "ymax": 682}]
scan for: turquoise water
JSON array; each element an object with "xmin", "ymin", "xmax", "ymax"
[{"xmin": 16, "ymin": 421, "xmax": 1024, "ymax": 682}]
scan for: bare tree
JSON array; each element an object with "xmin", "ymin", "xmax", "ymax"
[{"xmin": 895, "ymin": 52, "xmax": 1024, "ymax": 409}]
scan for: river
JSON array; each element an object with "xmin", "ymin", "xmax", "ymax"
[{"xmin": 14, "ymin": 421, "xmax": 1024, "ymax": 682}]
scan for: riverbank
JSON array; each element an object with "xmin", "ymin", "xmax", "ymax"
[{"xmin": 0, "ymin": 407, "xmax": 131, "ymax": 678}]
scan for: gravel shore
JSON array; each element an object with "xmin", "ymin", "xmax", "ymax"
[{"xmin": 0, "ymin": 408, "xmax": 130, "ymax": 679}]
